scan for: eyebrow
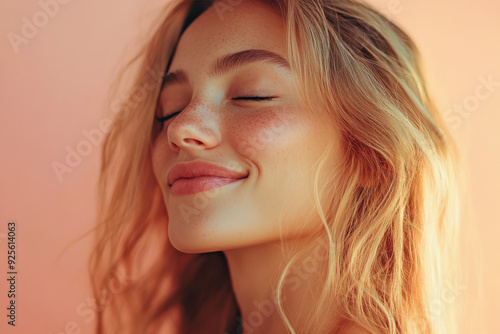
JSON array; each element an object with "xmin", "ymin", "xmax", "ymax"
[{"xmin": 161, "ymin": 49, "xmax": 291, "ymax": 89}]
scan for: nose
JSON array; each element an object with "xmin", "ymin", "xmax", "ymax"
[{"xmin": 167, "ymin": 100, "xmax": 221, "ymax": 152}]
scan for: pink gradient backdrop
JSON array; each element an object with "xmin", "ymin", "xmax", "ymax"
[{"xmin": 1, "ymin": 0, "xmax": 498, "ymax": 333}]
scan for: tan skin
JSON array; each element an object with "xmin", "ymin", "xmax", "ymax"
[{"xmin": 151, "ymin": 1, "xmax": 371, "ymax": 333}]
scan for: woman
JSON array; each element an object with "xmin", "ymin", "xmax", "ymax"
[{"xmin": 89, "ymin": 0, "xmax": 462, "ymax": 333}]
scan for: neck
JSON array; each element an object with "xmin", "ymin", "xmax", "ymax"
[{"xmin": 223, "ymin": 235, "xmax": 337, "ymax": 334}]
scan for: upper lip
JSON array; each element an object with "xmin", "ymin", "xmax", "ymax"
[{"xmin": 168, "ymin": 160, "xmax": 248, "ymax": 186}]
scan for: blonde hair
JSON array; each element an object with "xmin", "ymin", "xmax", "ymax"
[{"xmin": 89, "ymin": 0, "xmax": 463, "ymax": 333}]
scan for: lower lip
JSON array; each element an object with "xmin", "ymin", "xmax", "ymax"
[{"xmin": 170, "ymin": 176, "xmax": 246, "ymax": 196}]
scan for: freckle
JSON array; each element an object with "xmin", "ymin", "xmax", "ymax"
[{"xmin": 225, "ymin": 108, "xmax": 289, "ymax": 141}]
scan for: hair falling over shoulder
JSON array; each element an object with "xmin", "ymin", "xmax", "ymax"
[{"xmin": 88, "ymin": 0, "xmax": 464, "ymax": 333}]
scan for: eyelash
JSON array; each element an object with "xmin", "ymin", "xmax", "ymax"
[{"xmin": 154, "ymin": 96, "xmax": 276, "ymax": 125}]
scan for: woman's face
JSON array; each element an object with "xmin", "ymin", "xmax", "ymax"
[{"xmin": 151, "ymin": 1, "xmax": 339, "ymax": 253}]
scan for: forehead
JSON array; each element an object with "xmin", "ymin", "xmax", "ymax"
[{"xmin": 169, "ymin": 1, "xmax": 286, "ymax": 74}]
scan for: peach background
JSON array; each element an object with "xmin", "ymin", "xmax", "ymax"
[{"xmin": 0, "ymin": 0, "xmax": 498, "ymax": 333}]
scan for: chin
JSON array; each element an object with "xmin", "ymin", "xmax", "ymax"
[
  {"xmin": 168, "ymin": 223, "xmax": 228, "ymax": 254},
  {"xmin": 167, "ymin": 217, "xmax": 277, "ymax": 254},
  {"xmin": 167, "ymin": 227, "xmax": 212, "ymax": 254}
]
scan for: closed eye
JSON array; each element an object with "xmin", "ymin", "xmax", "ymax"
[
  {"xmin": 155, "ymin": 112, "xmax": 180, "ymax": 124},
  {"xmin": 232, "ymin": 96, "xmax": 276, "ymax": 102},
  {"xmin": 154, "ymin": 96, "xmax": 276, "ymax": 129}
]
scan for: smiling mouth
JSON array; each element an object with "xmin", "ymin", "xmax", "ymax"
[{"xmin": 169, "ymin": 175, "xmax": 247, "ymax": 196}]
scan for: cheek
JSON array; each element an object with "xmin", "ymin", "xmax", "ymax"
[
  {"xmin": 224, "ymin": 106, "xmax": 333, "ymax": 237},
  {"xmin": 225, "ymin": 106, "xmax": 301, "ymax": 161}
]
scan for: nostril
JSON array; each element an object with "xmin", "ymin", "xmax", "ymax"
[{"xmin": 183, "ymin": 138, "xmax": 204, "ymax": 145}]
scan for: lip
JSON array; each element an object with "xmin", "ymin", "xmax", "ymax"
[{"xmin": 168, "ymin": 160, "xmax": 248, "ymax": 196}]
